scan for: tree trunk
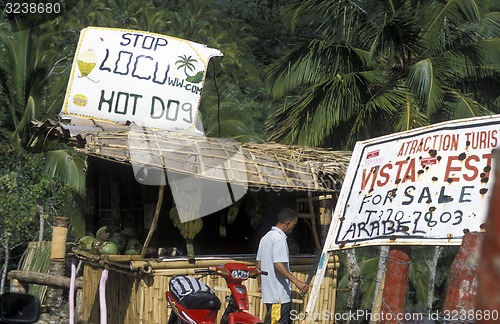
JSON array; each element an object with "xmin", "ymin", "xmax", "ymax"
[
  {"xmin": 371, "ymin": 245, "xmax": 390, "ymax": 323},
  {"xmin": 346, "ymin": 248, "xmax": 360, "ymax": 324},
  {"xmin": 45, "ymin": 216, "xmax": 70, "ymax": 311},
  {"xmin": 381, "ymin": 246, "xmax": 411, "ymax": 324},
  {"xmin": 37, "ymin": 203, "xmax": 45, "ymax": 242},
  {"xmin": 0, "ymin": 232, "xmax": 9, "ymax": 294},
  {"xmin": 8, "ymin": 270, "xmax": 83, "ymax": 289},
  {"xmin": 426, "ymin": 246, "xmax": 442, "ymax": 310},
  {"xmin": 477, "ymin": 150, "xmax": 500, "ymax": 319},
  {"xmin": 443, "ymin": 232, "xmax": 482, "ymax": 312}
]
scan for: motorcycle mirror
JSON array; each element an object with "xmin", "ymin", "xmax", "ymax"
[{"xmin": 0, "ymin": 293, "xmax": 41, "ymax": 324}]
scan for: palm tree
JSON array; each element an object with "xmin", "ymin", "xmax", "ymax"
[
  {"xmin": 265, "ymin": 0, "xmax": 500, "ymax": 149},
  {"xmin": 265, "ymin": 0, "xmax": 499, "ymax": 314},
  {"xmin": 0, "ymin": 20, "xmax": 86, "ymax": 235},
  {"xmin": 161, "ymin": 0, "xmax": 270, "ymax": 142}
]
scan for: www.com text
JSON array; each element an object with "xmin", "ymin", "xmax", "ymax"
[{"xmin": 290, "ymin": 310, "xmax": 424, "ymax": 322}]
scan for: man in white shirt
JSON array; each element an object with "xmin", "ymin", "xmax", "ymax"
[{"xmin": 256, "ymin": 208, "xmax": 309, "ymax": 324}]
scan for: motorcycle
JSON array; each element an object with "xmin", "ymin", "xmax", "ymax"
[{"xmin": 166, "ymin": 262, "xmax": 267, "ymax": 324}]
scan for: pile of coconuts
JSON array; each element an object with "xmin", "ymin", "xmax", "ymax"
[{"xmin": 77, "ymin": 226, "xmax": 143, "ymax": 255}]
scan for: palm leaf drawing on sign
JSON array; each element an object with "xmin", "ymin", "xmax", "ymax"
[{"xmin": 176, "ymin": 55, "xmax": 204, "ymax": 83}]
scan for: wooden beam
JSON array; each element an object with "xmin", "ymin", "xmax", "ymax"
[
  {"xmin": 295, "ymin": 194, "xmax": 333, "ymax": 203},
  {"xmin": 8, "ymin": 270, "xmax": 83, "ymax": 289}
]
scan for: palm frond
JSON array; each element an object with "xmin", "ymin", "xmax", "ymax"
[
  {"xmin": 42, "ymin": 150, "xmax": 86, "ymax": 195},
  {"xmin": 409, "ymin": 251, "xmax": 431, "ymax": 306},
  {"xmin": 267, "ymin": 40, "xmax": 371, "ymax": 98},
  {"xmin": 444, "ymin": 88, "xmax": 493, "ymax": 119},
  {"xmin": 13, "ymin": 96, "xmax": 35, "ymax": 141},
  {"xmin": 393, "ymin": 94, "xmax": 429, "ymax": 132},
  {"xmin": 421, "ymin": 0, "xmax": 481, "ymax": 52},
  {"xmin": 407, "ymin": 58, "xmax": 445, "ymax": 115}
]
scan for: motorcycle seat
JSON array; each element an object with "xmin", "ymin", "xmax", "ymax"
[
  {"xmin": 169, "ymin": 276, "xmax": 221, "ymax": 310},
  {"xmin": 180, "ymin": 291, "xmax": 221, "ymax": 310}
]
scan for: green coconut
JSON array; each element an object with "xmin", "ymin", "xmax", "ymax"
[
  {"xmin": 122, "ymin": 227, "xmax": 139, "ymax": 241},
  {"xmin": 126, "ymin": 238, "xmax": 142, "ymax": 250},
  {"xmin": 90, "ymin": 240, "xmax": 102, "ymax": 255},
  {"xmin": 98, "ymin": 241, "xmax": 120, "ymax": 255},
  {"xmin": 96, "ymin": 226, "xmax": 112, "ymax": 241},
  {"xmin": 110, "ymin": 233, "xmax": 126, "ymax": 251},
  {"xmin": 124, "ymin": 249, "xmax": 141, "ymax": 255},
  {"xmin": 78, "ymin": 236, "xmax": 96, "ymax": 252}
]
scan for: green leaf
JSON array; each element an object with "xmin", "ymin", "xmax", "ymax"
[{"xmin": 42, "ymin": 150, "xmax": 86, "ymax": 195}]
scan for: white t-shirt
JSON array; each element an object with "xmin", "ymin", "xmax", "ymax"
[{"xmin": 256, "ymin": 226, "xmax": 291, "ymax": 304}]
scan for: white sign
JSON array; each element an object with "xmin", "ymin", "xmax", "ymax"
[
  {"xmin": 305, "ymin": 115, "xmax": 500, "ymax": 316},
  {"xmin": 330, "ymin": 115, "xmax": 500, "ymax": 249},
  {"xmin": 61, "ymin": 27, "xmax": 222, "ymax": 132}
]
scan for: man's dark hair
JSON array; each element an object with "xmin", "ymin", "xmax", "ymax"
[{"xmin": 277, "ymin": 208, "xmax": 298, "ymax": 224}]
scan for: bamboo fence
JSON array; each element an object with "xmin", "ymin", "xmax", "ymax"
[
  {"xmin": 18, "ymin": 241, "xmax": 51, "ymax": 302},
  {"xmin": 75, "ymin": 252, "xmax": 339, "ymax": 324}
]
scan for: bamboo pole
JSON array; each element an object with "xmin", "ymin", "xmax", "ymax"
[
  {"xmin": 101, "ymin": 255, "xmax": 144, "ymax": 263},
  {"xmin": 318, "ymin": 198, "xmax": 333, "ymax": 247},
  {"xmin": 129, "ymin": 255, "xmax": 336, "ymax": 271},
  {"xmin": 150, "ymin": 264, "xmax": 319, "ymax": 276},
  {"xmin": 141, "ymin": 185, "xmax": 164, "ymax": 258},
  {"xmin": 308, "ymin": 192, "xmax": 322, "ymax": 252}
]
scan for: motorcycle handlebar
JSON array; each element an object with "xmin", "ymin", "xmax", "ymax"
[
  {"xmin": 193, "ymin": 267, "xmax": 267, "ymax": 277},
  {"xmin": 193, "ymin": 268, "xmax": 213, "ymax": 274}
]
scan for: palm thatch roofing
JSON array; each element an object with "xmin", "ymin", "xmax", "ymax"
[{"xmin": 34, "ymin": 118, "xmax": 352, "ymax": 192}]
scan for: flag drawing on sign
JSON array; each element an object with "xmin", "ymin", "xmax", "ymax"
[
  {"xmin": 364, "ymin": 149, "xmax": 383, "ymax": 167},
  {"xmin": 367, "ymin": 149, "xmax": 380, "ymax": 159},
  {"xmin": 421, "ymin": 157, "xmax": 437, "ymax": 166}
]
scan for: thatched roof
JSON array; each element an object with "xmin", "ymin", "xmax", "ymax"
[{"xmin": 34, "ymin": 118, "xmax": 352, "ymax": 192}]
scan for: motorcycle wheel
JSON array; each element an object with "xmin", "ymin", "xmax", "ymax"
[{"xmin": 168, "ymin": 312, "xmax": 182, "ymax": 324}]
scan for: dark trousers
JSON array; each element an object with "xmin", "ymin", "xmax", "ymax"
[{"xmin": 264, "ymin": 302, "xmax": 291, "ymax": 324}]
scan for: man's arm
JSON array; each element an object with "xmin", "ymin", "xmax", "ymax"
[
  {"xmin": 274, "ymin": 262, "xmax": 309, "ymax": 294},
  {"xmin": 256, "ymin": 260, "xmax": 262, "ymax": 292}
]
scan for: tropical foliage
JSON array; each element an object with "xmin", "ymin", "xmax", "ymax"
[
  {"xmin": 0, "ymin": 148, "xmax": 74, "ymax": 293},
  {"xmin": 0, "ymin": 0, "xmax": 497, "ymax": 311},
  {"xmin": 265, "ymin": 0, "xmax": 500, "ymax": 148},
  {"xmin": 0, "ymin": 0, "xmax": 283, "ymax": 291}
]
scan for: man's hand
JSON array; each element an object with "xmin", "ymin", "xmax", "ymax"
[
  {"xmin": 274, "ymin": 262, "xmax": 309, "ymax": 295},
  {"xmin": 295, "ymin": 281, "xmax": 309, "ymax": 295}
]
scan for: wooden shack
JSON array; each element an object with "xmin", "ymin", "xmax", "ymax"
[{"xmin": 37, "ymin": 119, "xmax": 351, "ymax": 323}]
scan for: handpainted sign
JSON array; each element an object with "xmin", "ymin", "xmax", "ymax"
[
  {"xmin": 61, "ymin": 27, "xmax": 222, "ymax": 133},
  {"xmin": 305, "ymin": 115, "xmax": 500, "ymax": 316},
  {"xmin": 331, "ymin": 115, "xmax": 500, "ymax": 249}
]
